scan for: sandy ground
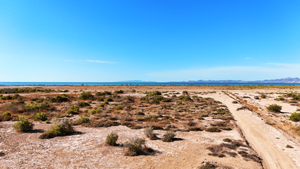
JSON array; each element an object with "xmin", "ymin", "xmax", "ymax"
[
  {"xmin": 0, "ymin": 121, "xmax": 261, "ymax": 169},
  {"xmin": 1, "ymin": 86, "xmax": 300, "ymax": 169},
  {"xmin": 206, "ymin": 92, "xmax": 300, "ymax": 169}
]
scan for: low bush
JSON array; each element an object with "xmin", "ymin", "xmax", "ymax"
[
  {"xmin": 124, "ymin": 137, "xmax": 146, "ymax": 156},
  {"xmin": 98, "ymin": 103, "xmax": 105, "ymax": 107},
  {"xmin": 13, "ymin": 117, "xmax": 34, "ymax": 132},
  {"xmin": 67, "ymin": 105, "xmax": 79, "ymax": 114},
  {"xmin": 206, "ymin": 127, "xmax": 221, "ymax": 132},
  {"xmin": 162, "ymin": 131, "xmax": 176, "ymax": 142},
  {"xmin": 146, "ymin": 91, "xmax": 161, "ymax": 97},
  {"xmin": 144, "ymin": 127, "xmax": 158, "ymax": 140},
  {"xmin": 106, "ymin": 132, "xmax": 118, "ymax": 146},
  {"xmin": 79, "ymin": 91, "xmax": 94, "ymax": 100},
  {"xmin": 115, "ymin": 105, "xmax": 123, "ymax": 110},
  {"xmin": 90, "ymin": 109, "xmax": 101, "ymax": 115},
  {"xmin": 98, "ymin": 97, "xmax": 104, "ymax": 101},
  {"xmin": 199, "ymin": 162, "xmax": 217, "ymax": 169},
  {"xmin": 49, "ymin": 94, "xmax": 69, "ymax": 102},
  {"xmin": 24, "ymin": 103, "xmax": 42, "ymax": 112},
  {"xmin": 39, "ymin": 121, "xmax": 74, "ymax": 139},
  {"xmin": 290, "ymin": 113, "xmax": 300, "ymax": 121},
  {"xmin": 34, "ymin": 112, "xmax": 48, "ymax": 121},
  {"xmin": 2, "ymin": 111, "xmax": 11, "ymax": 116},
  {"xmin": 78, "ymin": 101, "xmax": 90, "ymax": 107},
  {"xmin": 267, "ymin": 104, "xmax": 282, "ymax": 113},
  {"xmin": 105, "ymin": 98, "xmax": 113, "ymax": 102},
  {"xmin": 79, "ymin": 115, "xmax": 90, "ymax": 123},
  {"xmin": 114, "ymin": 90, "xmax": 123, "ymax": 94},
  {"xmin": 178, "ymin": 95, "xmax": 193, "ymax": 102}
]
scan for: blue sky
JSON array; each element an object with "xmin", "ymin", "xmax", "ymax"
[{"xmin": 0, "ymin": 0, "xmax": 300, "ymax": 82}]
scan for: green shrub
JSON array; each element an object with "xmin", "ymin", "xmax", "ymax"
[
  {"xmin": 106, "ymin": 132, "xmax": 118, "ymax": 146},
  {"xmin": 162, "ymin": 131, "xmax": 176, "ymax": 142},
  {"xmin": 124, "ymin": 137, "xmax": 146, "ymax": 156},
  {"xmin": 200, "ymin": 162, "xmax": 216, "ymax": 169},
  {"xmin": 96, "ymin": 92, "xmax": 105, "ymax": 96},
  {"xmin": 267, "ymin": 104, "xmax": 282, "ymax": 113},
  {"xmin": 275, "ymin": 97, "xmax": 284, "ymax": 101},
  {"xmin": 147, "ymin": 114, "xmax": 158, "ymax": 121},
  {"xmin": 49, "ymin": 95, "xmax": 69, "ymax": 102},
  {"xmin": 39, "ymin": 121, "xmax": 74, "ymax": 139},
  {"xmin": 290, "ymin": 113, "xmax": 300, "ymax": 121},
  {"xmin": 98, "ymin": 103, "xmax": 104, "ymax": 107},
  {"xmin": 45, "ymin": 120, "xmax": 50, "ymax": 124},
  {"xmin": 146, "ymin": 91, "xmax": 161, "ymax": 97},
  {"xmin": 24, "ymin": 103, "xmax": 42, "ymax": 112},
  {"xmin": 114, "ymin": 90, "xmax": 124, "ymax": 94},
  {"xmin": 104, "ymin": 100, "xmax": 109, "ymax": 104},
  {"xmin": 79, "ymin": 115, "xmax": 90, "ymax": 123},
  {"xmin": 90, "ymin": 109, "xmax": 101, "ymax": 115},
  {"xmin": 78, "ymin": 101, "xmax": 90, "ymax": 107},
  {"xmin": 98, "ymin": 97, "xmax": 104, "ymax": 101},
  {"xmin": 2, "ymin": 111, "xmax": 11, "ymax": 116},
  {"xmin": 105, "ymin": 98, "xmax": 113, "ymax": 102},
  {"xmin": 178, "ymin": 95, "xmax": 193, "ymax": 102},
  {"xmin": 260, "ymin": 94, "xmax": 267, "ymax": 98},
  {"xmin": 104, "ymin": 91, "xmax": 112, "ymax": 95},
  {"xmin": 292, "ymin": 95, "xmax": 300, "ymax": 100},
  {"xmin": 13, "ymin": 117, "xmax": 34, "ymax": 132},
  {"xmin": 115, "ymin": 105, "xmax": 123, "ymax": 110},
  {"xmin": 34, "ymin": 112, "xmax": 47, "ymax": 121},
  {"xmin": 67, "ymin": 105, "xmax": 79, "ymax": 114},
  {"xmin": 79, "ymin": 91, "xmax": 94, "ymax": 100}
]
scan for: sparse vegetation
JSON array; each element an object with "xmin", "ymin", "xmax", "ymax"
[
  {"xmin": 39, "ymin": 121, "xmax": 74, "ymax": 139},
  {"xmin": 267, "ymin": 104, "xmax": 282, "ymax": 113},
  {"xmin": 34, "ymin": 112, "xmax": 47, "ymax": 121},
  {"xmin": 290, "ymin": 113, "xmax": 300, "ymax": 122},
  {"xmin": 124, "ymin": 137, "xmax": 146, "ymax": 156},
  {"xmin": 106, "ymin": 132, "xmax": 118, "ymax": 146},
  {"xmin": 79, "ymin": 91, "xmax": 94, "ymax": 100},
  {"xmin": 2, "ymin": 111, "xmax": 11, "ymax": 116},
  {"xmin": 67, "ymin": 105, "xmax": 79, "ymax": 114},
  {"xmin": 13, "ymin": 117, "xmax": 34, "ymax": 132},
  {"xmin": 162, "ymin": 131, "xmax": 176, "ymax": 142}
]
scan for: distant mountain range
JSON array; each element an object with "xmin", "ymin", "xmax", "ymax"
[
  {"xmin": 185, "ymin": 77, "xmax": 300, "ymax": 83},
  {"xmin": 119, "ymin": 78, "xmax": 300, "ymax": 83}
]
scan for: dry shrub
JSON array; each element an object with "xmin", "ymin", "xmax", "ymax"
[
  {"xmin": 188, "ymin": 127, "xmax": 202, "ymax": 131},
  {"xmin": 187, "ymin": 121, "xmax": 196, "ymax": 126},
  {"xmin": 39, "ymin": 121, "xmax": 74, "ymax": 139},
  {"xmin": 206, "ymin": 127, "xmax": 221, "ymax": 132},
  {"xmin": 221, "ymin": 141, "xmax": 244, "ymax": 150},
  {"xmin": 124, "ymin": 137, "xmax": 146, "ymax": 156},
  {"xmin": 162, "ymin": 131, "xmax": 176, "ymax": 142},
  {"xmin": 106, "ymin": 132, "xmax": 118, "ymax": 146},
  {"xmin": 199, "ymin": 162, "xmax": 217, "ymax": 169},
  {"xmin": 207, "ymin": 145, "xmax": 225, "ymax": 157},
  {"xmin": 238, "ymin": 151, "xmax": 261, "ymax": 163},
  {"xmin": 13, "ymin": 117, "xmax": 34, "ymax": 132},
  {"xmin": 144, "ymin": 127, "xmax": 158, "ymax": 140},
  {"xmin": 83, "ymin": 118, "xmax": 120, "ymax": 127}
]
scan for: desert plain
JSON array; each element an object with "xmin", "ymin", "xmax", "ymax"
[{"xmin": 0, "ymin": 85, "xmax": 300, "ymax": 169}]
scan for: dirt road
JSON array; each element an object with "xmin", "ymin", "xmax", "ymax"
[{"xmin": 208, "ymin": 93, "xmax": 300, "ymax": 169}]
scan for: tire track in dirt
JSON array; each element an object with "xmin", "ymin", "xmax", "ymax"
[{"xmin": 214, "ymin": 92, "xmax": 299, "ymax": 169}]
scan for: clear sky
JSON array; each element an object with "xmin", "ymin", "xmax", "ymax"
[{"xmin": 0, "ymin": 0, "xmax": 300, "ymax": 82}]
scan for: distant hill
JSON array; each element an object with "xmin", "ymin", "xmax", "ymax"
[
  {"xmin": 186, "ymin": 77, "xmax": 300, "ymax": 83},
  {"xmin": 118, "ymin": 80, "xmax": 157, "ymax": 82}
]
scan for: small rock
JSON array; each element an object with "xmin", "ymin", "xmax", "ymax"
[
  {"xmin": 286, "ymin": 145, "xmax": 293, "ymax": 148},
  {"xmin": 0, "ymin": 152, "xmax": 5, "ymax": 156}
]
